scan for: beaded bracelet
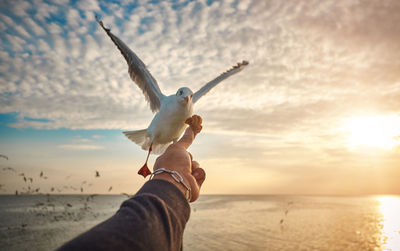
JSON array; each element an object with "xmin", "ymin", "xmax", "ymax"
[{"xmin": 150, "ymin": 168, "xmax": 192, "ymax": 201}]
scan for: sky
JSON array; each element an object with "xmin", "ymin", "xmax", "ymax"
[{"xmin": 0, "ymin": 0, "xmax": 400, "ymax": 195}]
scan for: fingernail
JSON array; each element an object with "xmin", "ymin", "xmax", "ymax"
[{"xmin": 193, "ymin": 171, "xmax": 200, "ymax": 178}]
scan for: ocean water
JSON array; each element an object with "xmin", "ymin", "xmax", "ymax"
[{"xmin": 0, "ymin": 194, "xmax": 399, "ymax": 251}]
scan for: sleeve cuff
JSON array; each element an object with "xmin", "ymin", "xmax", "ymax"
[{"xmin": 135, "ymin": 179, "xmax": 191, "ymax": 221}]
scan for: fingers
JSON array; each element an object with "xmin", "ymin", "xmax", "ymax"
[
  {"xmin": 191, "ymin": 161, "xmax": 206, "ymax": 188},
  {"xmin": 189, "ymin": 160, "xmax": 205, "ymax": 202}
]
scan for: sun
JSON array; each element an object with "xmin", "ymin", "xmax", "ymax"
[{"xmin": 343, "ymin": 115, "xmax": 400, "ymax": 149}]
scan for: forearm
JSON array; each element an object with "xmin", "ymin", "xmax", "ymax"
[{"xmin": 58, "ymin": 180, "xmax": 190, "ymax": 251}]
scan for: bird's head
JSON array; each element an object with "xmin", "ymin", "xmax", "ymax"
[{"xmin": 176, "ymin": 87, "xmax": 193, "ymax": 105}]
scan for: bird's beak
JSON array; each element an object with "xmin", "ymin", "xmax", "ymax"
[{"xmin": 184, "ymin": 96, "xmax": 189, "ymax": 103}]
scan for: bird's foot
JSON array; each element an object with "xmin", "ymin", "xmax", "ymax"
[
  {"xmin": 185, "ymin": 115, "xmax": 203, "ymax": 137},
  {"xmin": 138, "ymin": 163, "xmax": 151, "ymax": 178}
]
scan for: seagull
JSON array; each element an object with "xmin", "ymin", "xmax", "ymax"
[
  {"xmin": 121, "ymin": 192, "xmax": 131, "ymax": 198},
  {"xmin": 2, "ymin": 167, "xmax": 15, "ymax": 172},
  {"xmin": 96, "ymin": 17, "xmax": 249, "ymax": 177}
]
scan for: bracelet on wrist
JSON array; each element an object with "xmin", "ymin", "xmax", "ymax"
[{"xmin": 150, "ymin": 168, "xmax": 192, "ymax": 201}]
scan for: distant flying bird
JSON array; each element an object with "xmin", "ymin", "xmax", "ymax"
[
  {"xmin": 86, "ymin": 194, "xmax": 98, "ymax": 202},
  {"xmin": 96, "ymin": 17, "xmax": 249, "ymax": 177},
  {"xmin": 121, "ymin": 193, "xmax": 130, "ymax": 198},
  {"xmin": 95, "ymin": 171, "xmax": 100, "ymax": 177},
  {"xmin": 0, "ymin": 154, "xmax": 8, "ymax": 160},
  {"xmin": 2, "ymin": 167, "xmax": 15, "ymax": 172},
  {"xmin": 285, "ymin": 209, "xmax": 289, "ymax": 216}
]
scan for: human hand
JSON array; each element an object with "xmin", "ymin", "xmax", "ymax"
[{"xmin": 152, "ymin": 115, "xmax": 205, "ymax": 202}]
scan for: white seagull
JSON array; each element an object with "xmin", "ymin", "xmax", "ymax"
[{"xmin": 97, "ymin": 17, "xmax": 249, "ymax": 177}]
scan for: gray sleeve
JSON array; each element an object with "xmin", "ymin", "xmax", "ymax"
[{"xmin": 58, "ymin": 179, "xmax": 191, "ymax": 251}]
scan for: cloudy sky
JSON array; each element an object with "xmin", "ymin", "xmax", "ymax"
[{"xmin": 1, "ymin": 0, "xmax": 400, "ymax": 195}]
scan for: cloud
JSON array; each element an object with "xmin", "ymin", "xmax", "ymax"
[
  {"xmin": 0, "ymin": 0, "xmax": 399, "ymax": 134},
  {"xmin": 1, "ymin": 0, "xmax": 400, "ymax": 195},
  {"xmin": 14, "ymin": 24, "xmax": 31, "ymax": 38},
  {"xmin": 7, "ymin": 0, "xmax": 31, "ymax": 18},
  {"xmin": 57, "ymin": 144, "xmax": 104, "ymax": 150},
  {"xmin": 23, "ymin": 17, "xmax": 46, "ymax": 36},
  {"xmin": 77, "ymin": 0, "xmax": 100, "ymax": 12},
  {"xmin": 72, "ymin": 137, "xmax": 93, "ymax": 143}
]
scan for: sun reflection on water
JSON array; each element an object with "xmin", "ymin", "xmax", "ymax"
[{"xmin": 377, "ymin": 196, "xmax": 400, "ymax": 251}]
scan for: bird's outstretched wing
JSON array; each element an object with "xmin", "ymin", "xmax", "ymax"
[
  {"xmin": 96, "ymin": 17, "xmax": 165, "ymax": 112},
  {"xmin": 192, "ymin": 61, "xmax": 249, "ymax": 103}
]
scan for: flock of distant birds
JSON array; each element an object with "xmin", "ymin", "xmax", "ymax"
[
  {"xmin": 0, "ymin": 154, "xmax": 119, "ymax": 195},
  {"xmin": 0, "ymin": 154, "xmax": 132, "ymax": 231},
  {"xmin": 1, "ymin": 154, "xmax": 294, "ymax": 231},
  {"xmin": 279, "ymin": 201, "xmax": 294, "ymax": 228}
]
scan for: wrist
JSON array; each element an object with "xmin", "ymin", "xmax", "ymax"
[{"xmin": 152, "ymin": 169, "xmax": 192, "ymax": 201}]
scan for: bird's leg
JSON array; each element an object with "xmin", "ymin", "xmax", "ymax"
[{"xmin": 138, "ymin": 143, "xmax": 153, "ymax": 178}]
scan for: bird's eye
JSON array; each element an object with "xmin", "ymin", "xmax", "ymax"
[{"xmin": 179, "ymin": 90, "xmax": 183, "ymax": 95}]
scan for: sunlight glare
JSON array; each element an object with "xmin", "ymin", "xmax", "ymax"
[
  {"xmin": 377, "ymin": 196, "xmax": 400, "ymax": 251},
  {"xmin": 343, "ymin": 115, "xmax": 400, "ymax": 149}
]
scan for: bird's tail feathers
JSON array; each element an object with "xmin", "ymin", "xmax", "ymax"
[
  {"xmin": 123, "ymin": 130, "xmax": 170, "ymax": 155},
  {"xmin": 123, "ymin": 129, "xmax": 151, "ymax": 149}
]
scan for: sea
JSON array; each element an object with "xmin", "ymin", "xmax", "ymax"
[{"xmin": 0, "ymin": 194, "xmax": 399, "ymax": 251}]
